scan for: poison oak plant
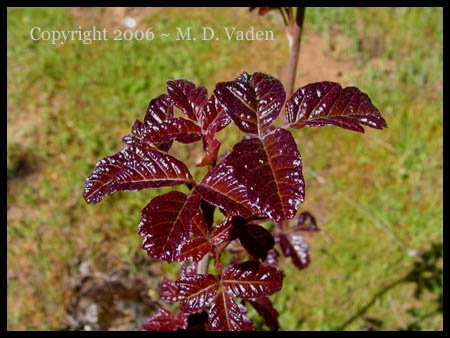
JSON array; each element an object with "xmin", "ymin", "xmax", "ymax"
[{"xmin": 83, "ymin": 72, "xmax": 386, "ymax": 331}]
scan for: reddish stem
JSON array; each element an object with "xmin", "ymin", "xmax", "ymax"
[{"xmin": 285, "ymin": 7, "xmax": 305, "ymax": 97}]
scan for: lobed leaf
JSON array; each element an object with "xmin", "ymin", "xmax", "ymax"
[
  {"xmin": 141, "ymin": 117, "xmax": 202, "ymax": 144},
  {"xmin": 208, "ymin": 291, "xmax": 254, "ymax": 331},
  {"xmin": 178, "ymin": 236, "xmax": 211, "ymax": 262},
  {"xmin": 176, "ymin": 273, "xmax": 219, "ymax": 313},
  {"xmin": 222, "ymin": 261, "xmax": 283, "ymax": 299},
  {"xmin": 197, "ymin": 159, "xmax": 256, "ymax": 218},
  {"xmin": 160, "ymin": 277, "xmax": 181, "ymax": 303},
  {"xmin": 144, "ymin": 93, "xmax": 174, "ymax": 125},
  {"xmin": 285, "ymin": 81, "xmax": 387, "ymax": 132},
  {"xmin": 167, "ymin": 79, "xmax": 208, "ymax": 122},
  {"xmin": 215, "ymin": 72, "xmax": 286, "ymax": 135},
  {"xmin": 142, "ymin": 308, "xmax": 187, "ymax": 331},
  {"xmin": 138, "ymin": 191, "xmax": 201, "ymax": 263},
  {"xmin": 83, "ymin": 146, "xmax": 193, "ymax": 204}
]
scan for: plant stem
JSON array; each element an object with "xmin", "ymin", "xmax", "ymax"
[
  {"xmin": 197, "ymin": 254, "xmax": 210, "ymax": 274},
  {"xmin": 285, "ymin": 7, "xmax": 305, "ymax": 97}
]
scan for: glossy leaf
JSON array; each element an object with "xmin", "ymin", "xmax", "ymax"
[
  {"xmin": 248, "ymin": 297, "xmax": 280, "ymax": 331},
  {"xmin": 210, "ymin": 217, "xmax": 241, "ymax": 246},
  {"xmin": 238, "ymin": 223, "xmax": 275, "ymax": 261},
  {"xmin": 144, "ymin": 93, "xmax": 174, "ymax": 125},
  {"xmin": 142, "ymin": 308, "xmax": 187, "ymax": 331},
  {"xmin": 160, "ymin": 277, "xmax": 180, "ymax": 303},
  {"xmin": 208, "ymin": 291, "xmax": 254, "ymax": 331},
  {"xmin": 142, "ymin": 117, "xmax": 202, "ymax": 144},
  {"xmin": 215, "ymin": 72, "xmax": 286, "ymax": 135},
  {"xmin": 285, "ymin": 81, "xmax": 387, "ymax": 132},
  {"xmin": 197, "ymin": 159, "xmax": 256, "ymax": 218},
  {"xmin": 224, "ymin": 128, "xmax": 305, "ymax": 222},
  {"xmin": 222, "ymin": 261, "xmax": 283, "ymax": 299},
  {"xmin": 178, "ymin": 237, "xmax": 211, "ymax": 262},
  {"xmin": 167, "ymin": 79, "xmax": 208, "ymax": 122},
  {"xmin": 83, "ymin": 146, "xmax": 193, "ymax": 204},
  {"xmin": 176, "ymin": 274, "xmax": 219, "ymax": 313},
  {"xmin": 138, "ymin": 191, "xmax": 201, "ymax": 263},
  {"xmin": 277, "ymin": 232, "xmax": 310, "ymax": 270}
]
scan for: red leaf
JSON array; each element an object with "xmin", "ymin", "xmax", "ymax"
[
  {"xmin": 198, "ymin": 129, "xmax": 304, "ymax": 221},
  {"xmin": 142, "ymin": 308, "xmax": 187, "ymax": 331},
  {"xmin": 198, "ymin": 95, "xmax": 231, "ymax": 167},
  {"xmin": 238, "ymin": 224, "xmax": 275, "ymax": 261},
  {"xmin": 215, "ymin": 72, "xmax": 286, "ymax": 135},
  {"xmin": 138, "ymin": 191, "xmax": 201, "ymax": 262},
  {"xmin": 144, "ymin": 93, "xmax": 174, "ymax": 125},
  {"xmin": 176, "ymin": 274, "xmax": 219, "ymax": 313},
  {"xmin": 210, "ymin": 217, "xmax": 241, "ymax": 246},
  {"xmin": 222, "ymin": 128, "xmax": 305, "ymax": 222},
  {"xmin": 277, "ymin": 232, "xmax": 310, "ymax": 270},
  {"xmin": 83, "ymin": 146, "xmax": 193, "ymax": 203},
  {"xmin": 191, "ymin": 213, "xmax": 209, "ymax": 237},
  {"xmin": 292, "ymin": 211, "xmax": 319, "ymax": 232},
  {"xmin": 178, "ymin": 237, "xmax": 212, "ymax": 262},
  {"xmin": 248, "ymin": 297, "xmax": 279, "ymax": 331},
  {"xmin": 167, "ymin": 79, "xmax": 208, "ymax": 122},
  {"xmin": 200, "ymin": 94, "xmax": 231, "ymax": 132},
  {"xmin": 222, "ymin": 261, "xmax": 283, "ymax": 299},
  {"xmin": 142, "ymin": 117, "xmax": 202, "ymax": 144},
  {"xmin": 160, "ymin": 277, "xmax": 180, "ymax": 303},
  {"xmin": 285, "ymin": 81, "xmax": 387, "ymax": 132},
  {"xmin": 208, "ymin": 291, "xmax": 254, "ymax": 331},
  {"xmin": 197, "ymin": 159, "xmax": 256, "ymax": 218}
]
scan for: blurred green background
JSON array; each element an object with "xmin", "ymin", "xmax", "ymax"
[{"xmin": 7, "ymin": 7, "xmax": 442, "ymax": 331}]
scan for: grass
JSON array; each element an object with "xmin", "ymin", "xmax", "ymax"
[{"xmin": 7, "ymin": 7, "xmax": 442, "ymax": 331}]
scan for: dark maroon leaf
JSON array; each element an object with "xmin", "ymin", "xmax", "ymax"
[
  {"xmin": 215, "ymin": 72, "xmax": 286, "ymax": 135},
  {"xmin": 210, "ymin": 217, "xmax": 241, "ymax": 246},
  {"xmin": 83, "ymin": 146, "xmax": 194, "ymax": 204},
  {"xmin": 142, "ymin": 117, "xmax": 202, "ymax": 144},
  {"xmin": 208, "ymin": 291, "xmax": 254, "ymax": 331},
  {"xmin": 200, "ymin": 94, "xmax": 231, "ymax": 132},
  {"xmin": 138, "ymin": 191, "xmax": 201, "ymax": 263},
  {"xmin": 191, "ymin": 213, "xmax": 209, "ymax": 237},
  {"xmin": 277, "ymin": 232, "xmax": 310, "ymax": 270},
  {"xmin": 167, "ymin": 79, "xmax": 208, "ymax": 122},
  {"xmin": 292, "ymin": 211, "xmax": 319, "ymax": 232},
  {"xmin": 222, "ymin": 128, "xmax": 305, "ymax": 222},
  {"xmin": 176, "ymin": 274, "xmax": 219, "ymax": 313},
  {"xmin": 222, "ymin": 261, "xmax": 283, "ymax": 299},
  {"xmin": 178, "ymin": 237, "xmax": 211, "ymax": 262},
  {"xmin": 142, "ymin": 308, "xmax": 187, "ymax": 331},
  {"xmin": 160, "ymin": 277, "xmax": 180, "ymax": 303},
  {"xmin": 238, "ymin": 224, "xmax": 275, "ymax": 261},
  {"xmin": 144, "ymin": 93, "xmax": 174, "ymax": 125},
  {"xmin": 197, "ymin": 159, "xmax": 256, "ymax": 218},
  {"xmin": 248, "ymin": 297, "xmax": 280, "ymax": 331},
  {"xmin": 285, "ymin": 81, "xmax": 387, "ymax": 132}
]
